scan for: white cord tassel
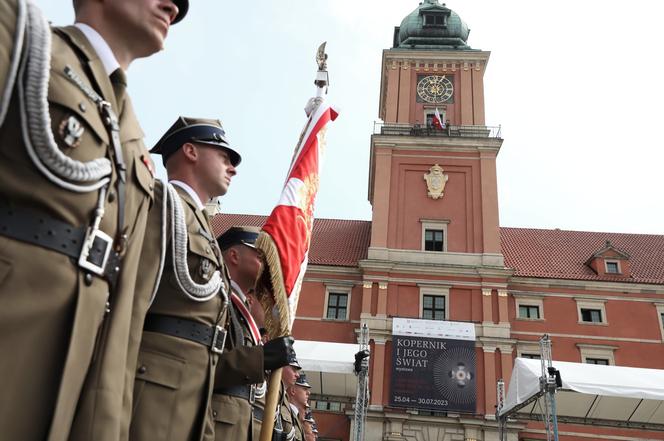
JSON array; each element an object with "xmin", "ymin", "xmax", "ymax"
[
  {"xmin": 167, "ymin": 183, "xmax": 225, "ymax": 302},
  {"xmin": 20, "ymin": 0, "xmax": 111, "ymax": 193},
  {"xmin": 147, "ymin": 179, "xmax": 169, "ymax": 309}
]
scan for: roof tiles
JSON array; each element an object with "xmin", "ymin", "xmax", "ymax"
[{"xmin": 211, "ymin": 214, "xmax": 664, "ymax": 284}]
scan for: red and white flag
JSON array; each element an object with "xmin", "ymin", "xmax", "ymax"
[
  {"xmin": 432, "ymin": 108, "xmax": 444, "ymax": 129},
  {"xmin": 256, "ymin": 102, "xmax": 339, "ymax": 331}
]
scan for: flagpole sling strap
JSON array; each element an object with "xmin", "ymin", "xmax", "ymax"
[{"xmin": 143, "ymin": 314, "xmax": 226, "ymax": 354}]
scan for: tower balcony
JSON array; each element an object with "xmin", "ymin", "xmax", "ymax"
[{"xmin": 373, "ymin": 121, "xmax": 502, "ymax": 139}]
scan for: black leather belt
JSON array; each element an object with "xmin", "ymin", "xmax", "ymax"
[
  {"xmin": 215, "ymin": 385, "xmax": 265, "ymax": 422},
  {"xmin": 143, "ymin": 314, "xmax": 226, "ymax": 354},
  {"xmin": 0, "ymin": 201, "xmax": 121, "ymax": 286}
]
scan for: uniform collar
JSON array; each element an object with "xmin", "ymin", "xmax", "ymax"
[
  {"xmin": 74, "ymin": 23, "xmax": 120, "ymax": 75},
  {"xmin": 289, "ymin": 403, "xmax": 299, "ymax": 417},
  {"xmin": 231, "ymin": 280, "xmax": 248, "ymax": 304},
  {"xmin": 169, "ymin": 180, "xmax": 206, "ymax": 210}
]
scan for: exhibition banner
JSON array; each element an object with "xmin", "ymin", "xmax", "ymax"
[{"xmin": 389, "ymin": 318, "xmax": 476, "ymax": 413}]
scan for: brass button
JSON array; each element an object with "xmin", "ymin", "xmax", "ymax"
[
  {"xmin": 78, "ymin": 102, "xmax": 87, "ymax": 112},
  {"xmin": 108, "ymin": 191, "xmax": 116, "ymax": 203},
  {"xmin": 138, "ymin": 365, "xmax": 147, "ymax": 374},
  {"xmin": 213, "ymin": 410, "xmax": 217, "ymax": 417},
  {"xmin": 84, "ymin": 273, "xmax": 93, "ymax": 286},
  {"xmin": 205, "ymin": 247, "xmax": 211, "ymax": 255}
]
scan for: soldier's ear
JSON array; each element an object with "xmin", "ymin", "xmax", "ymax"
[{"xmin": 181, "ymin": 142, "xmax": 198, "ymax": 162}]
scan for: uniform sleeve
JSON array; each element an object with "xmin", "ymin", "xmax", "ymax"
[{"xmin": 213, "ymin": 345, "xmax": 265, "ymax": 389}]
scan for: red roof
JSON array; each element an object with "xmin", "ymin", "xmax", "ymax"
[
  {"xmin": 212, "ymin": 214, "xmax": 664, "ymax": 284},
  {"xmin": 211, "ymin": 214, "xmax": 371, "ymax": 267},
  {"xmin": 500, "ymin": 228, "xmax": 664, "ymax": 284}
]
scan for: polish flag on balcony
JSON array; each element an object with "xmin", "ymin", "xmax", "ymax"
[
  {"xmin": 256, "ymin": 100, "xmax": 339, "ymax": 332},
  {"xmin": 432, "ymin": 108, "xmax": 444, "ymax": 129}
]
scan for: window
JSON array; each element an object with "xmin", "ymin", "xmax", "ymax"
[
  {"xmin": 514, "ymin": 295, "xmax": 545, "ymax": 321},
  {"xmin": 424, "ymin": 229, "xmax": 444, "ymax": 251},
  {"xmin": 605, "ymin": 260, "xmax": 620, "ymax": 274},
  {"xmin": 423, "ymin": 14, "xmax": 447, "ymax": 27},
  {"xmin": 580, "ymin": 308, "xmax": 602, "ymax": 323},
  {"xmin": 656, "ymin": 304, "xmax": 664, "ymax": 341},
  {"xmin": 325, "ymin": 292, "xmax": 348, "ymax": 320},
  {"xmin": 521, "ymin": 353, "xmax": 541, "ymax": 359},
  {"xmin": 519, "ymin": 305, "xmax": 540, "ymax": 319},
  {"xmin": 577, "ymin": 343, "xmax": 616, "ymax": 365},
  {"xmin": 314, "ymin": 400, "xmax": 343, "ymax": 412},
  {"xmin": 420, "ymin": 220, "xmax": 449, "ymax": 252},
  {"xmin": 575, "ymin": 298, "xmax": 607, "ymax": 325},
  {"xmin": 422, "ymin": 294, "xmax": 446, "ymax": 320}
]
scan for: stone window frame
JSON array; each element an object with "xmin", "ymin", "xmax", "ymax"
[
  {"xmin": 655, "ymin": 303, "xmax": 664, "ymax": 341},
  {"xmin": 419, "ymin": 286, "xmax": 450, "ymax": 321},
  {"xmin": 516, "ymin": 341, "xmax": 542, "ymax": 359},
  {"xmin": 323, "ymin": 285, "xmax": 352, "ymax": 322},
  {"xmin": 575, "ymin": 298, "xmax": 608, "ymax": 326},
  {"xmin": 514, "ymin": 294, "xmax": 545, "ymax": 322},
  {"xmin": 423, "ymin": 107, "xmax": 446, "ymax": 129},
  {"xmin": 576, "ymin": 343, "xmax": 616, "ymax": 365},
  {"xmin": 420, "ymin": 219, "xmax": 449, "ymax": 252}
]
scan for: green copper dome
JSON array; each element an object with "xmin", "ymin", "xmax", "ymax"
[{"xmin": 394, "ymin": 1, "xmax": 472, "ymax": 50}]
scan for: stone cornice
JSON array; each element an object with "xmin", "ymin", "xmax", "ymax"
[
  {"xmin": 371, "ymin": 135, "xmax": 503, "ymax": 152},
  {"xmin": 383, "ymin": 48, "xmax": 491, "ymax": 66},
  {"xmin": 509, "ymin": 277, "xmax": 664, "ymax": 295}
]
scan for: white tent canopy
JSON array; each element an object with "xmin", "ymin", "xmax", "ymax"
[
  {"xmin": 294, "ymin": 340, "xmax": 359, "ymax": 398},
  {"xmin": 500, "ymin": 358, "xmax": 664, "ymax": 430}
]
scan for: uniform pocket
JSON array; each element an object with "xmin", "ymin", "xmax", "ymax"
[{"xmin": 131, "ymin": 350, "xmax": 186, "ymax": 440}]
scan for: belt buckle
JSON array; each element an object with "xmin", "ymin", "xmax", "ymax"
[
  {"xmin": 78, "ymin": 227, "xmax": 113, "ymax": 276},
  {"xmin": 211, "ymin": 325, "xmax": 226, "ymax": 354},
  {"xmin": 249, "ymin": 384, "xmax": 256, "ymax": 404}
]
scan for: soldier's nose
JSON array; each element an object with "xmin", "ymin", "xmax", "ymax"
[{"xmin": 162, "ymin": 1, "xmax": 179, "ymax": 24}]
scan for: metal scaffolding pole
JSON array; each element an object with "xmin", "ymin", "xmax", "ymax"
[{"xmin": 353, "ymin": 324, "xmax": 370, "ymax": 441}]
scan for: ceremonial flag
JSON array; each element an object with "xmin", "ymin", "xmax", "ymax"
[
  {"xmin": 432, "ymin": 108, "xmax": 444, "ymax": 129},
  {"xmin": 256, "ymin": 102, "xmax": 339, "ymax": 334}
]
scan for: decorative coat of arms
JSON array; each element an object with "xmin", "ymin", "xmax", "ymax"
[{"xmin": 423, "ymin": 164, "xmax": 449, "ymax": 200}]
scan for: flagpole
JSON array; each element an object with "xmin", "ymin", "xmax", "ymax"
[{"xmin": 258, "ymin": 42, "xmax": 330, "ymax": 441}]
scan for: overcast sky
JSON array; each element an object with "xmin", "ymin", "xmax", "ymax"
[{"xmin": 36, "ymin": 1, "xmax": 664, "ymax": 234}]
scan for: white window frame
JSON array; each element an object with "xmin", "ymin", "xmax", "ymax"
[
  {"xmin": 514, "ymin": 295, "xmax": 544, "ymax": 321},
  {"xmin": 655, "ymin": 303, "xmax": 664, "ymax": 341},
  {"xmin": 605, "ymin": 259, "xmax": 621, "ymax": 274},
  {"xmin": 419, "ymin": 286, "xmax": 449, "ymax": 321},
  {"xmin": 575, "ymin": 298, "xmax": 608, "ymax": 325},
  {"xmin": 576, "ymin": 343, "xmax": 616, "ymax": 366},
  {"xmin": 323, "ymin": 286, "xmax": 351, "ymax": 321},
  {"xmin": 420, "ymin": 219, "xmax": 449, "ymax": 252}
]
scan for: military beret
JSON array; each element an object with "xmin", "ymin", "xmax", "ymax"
[
  {"xmin": 172, "ymin": 0, "xmax": 189, "ymax": 24},
  {"xmin": 295, "ymin": 373, "xmax": 312, "ymax": 389},
  {"xmin": 217, "ymin": 226, "xmax": 260, "ymax": 251},
  {"xmin": 151, "ymin": 116, "xmax": 241, "ymax": 166}
]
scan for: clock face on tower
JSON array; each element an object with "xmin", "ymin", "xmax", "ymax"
[{"xmin": 416, "ymin": 75, "xmax": 454, "ymax": 104}]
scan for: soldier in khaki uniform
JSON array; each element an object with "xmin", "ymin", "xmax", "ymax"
[
  {"xmin": 0, "ymin": 1, "xmax": 186, "ymax": 440},
  {"xmin": 128, "ymin": 117, "xmax": 239, "ymax": 441},
  {"xmin": 276, "ymin": 364, "xmax": 306, "ymax": 441},
  {"xmin": 212, "ymin": 226, "xmax": 296, "ymax": 441}
]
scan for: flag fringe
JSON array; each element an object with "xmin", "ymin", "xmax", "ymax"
[{"xmin": 255, "ymin": 231, "xmax": 291, "ymax": 337}]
